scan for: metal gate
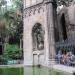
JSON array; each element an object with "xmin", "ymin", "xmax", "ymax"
[{"xmin": 55, "ymin": 39, "xmax": 75, "ymax": 54}]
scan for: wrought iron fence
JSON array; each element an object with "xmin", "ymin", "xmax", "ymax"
[
  {"xmin": 55, "ymin": 39, "xmax": 75, "ymax": 67},
  {"xmin": 56, "ymin": 39, "xmax": 75, "ymax": 52}
]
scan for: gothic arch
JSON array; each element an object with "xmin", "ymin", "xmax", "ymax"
[
  {"xmin": 32, "ymin": 23, "xmax": 44, "ymax": 51},
  {"xmin": 60, "ymin": 14, "xmax": 67, "ymax": 40}
]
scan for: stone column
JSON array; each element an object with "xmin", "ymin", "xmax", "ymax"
[{"xmin": 45, "ymin": 0, "xmax": 56, "ymax": 65}]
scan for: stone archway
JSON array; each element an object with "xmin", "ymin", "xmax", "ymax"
[
  {"xmin": 32, "ymin": 23, "xmax": 45, "ymax": 66},
  {"xmin": 32, "ymin": 23, "xmax": 44, "ymax": 51}
]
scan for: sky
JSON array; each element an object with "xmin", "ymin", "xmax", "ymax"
[{"xmin": 6, "ymin": 0, "xmax": 12, "ymax": 6}]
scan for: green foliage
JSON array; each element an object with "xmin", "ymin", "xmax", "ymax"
[
  {"xmin": 57, "ymin": 0, "xmax": 73, "ymax": 6},
  {"xmin": 0, "ymin": 0, "xmax": 7, "ymax": 6},
  {"xmin": 0, "ymin": 0, "xmax": 23, "ymax": 44},
  {"xmin": 0, "ymin": 55, "xmax": 7, "ymax": 64},
  {"xmin": 0, "ymin": 68, "xmax": 23, "ymax": 75},
  {"xmin": 0, "ymin": 0, "xmax": 23, "ymax": 65},
  {"xmin": 4, "ymin": 10, "xmax": 22, "ymax": 36},
  {"xmin": 3, "ymin": 44, "xmax": 22, "ymax": 60}
]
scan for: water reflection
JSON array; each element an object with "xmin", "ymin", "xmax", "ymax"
[
  {"xmin": 0, "ymin": 67, "xmax": 70, "ymax": 75},
  {"xmin": 24, "ymin": 67, "xmax": 69, "ymax": 75},
  {"xmin": 0, "ymin": 68, "xmax": 23, "ymax": 75}
]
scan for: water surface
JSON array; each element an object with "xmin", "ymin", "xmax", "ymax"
[{"xmin": 0, "ymin": 67, "xmax": 69, "ymax": 75}]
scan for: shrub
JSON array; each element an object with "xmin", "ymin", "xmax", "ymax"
[{"xmin": 3, "ymin": 44, "xmax": 22, "ymax": 60}]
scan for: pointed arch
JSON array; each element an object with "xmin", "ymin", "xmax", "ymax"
[
  {"xmin": 60, "ymin": 14, "xmax": 67, "ymax": 40},
  {"xmin": 32, "ymin": 23, "xmax": 44, "ymax": 51}
]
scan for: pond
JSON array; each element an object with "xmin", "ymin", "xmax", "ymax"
[{"xmin": 0, "ymin": 67, "xmax": 70, "ymax": 75}]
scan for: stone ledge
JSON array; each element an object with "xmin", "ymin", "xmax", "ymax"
[
  {"xmin": 33, "ymin": 50, "xmax": 44, "ymax": 55},
  {"xmin": 0, "ymin": 64, "xmax": 24, "ymax": 68},
  {"xmin": 52, "ymin": 64, "xmax": 75, "ymax": 74}
]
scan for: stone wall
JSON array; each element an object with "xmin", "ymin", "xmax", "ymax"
[
  {"xmin": 23, "ymin": 0, "xmax": 57, "ymax": 66},
  {"xmin": 23, "ymin": 3, "xmax": 47, "ymax": 66},
  {"xmin": 57, "ymin": 5, "xmax": 75, "ymax": 41}
]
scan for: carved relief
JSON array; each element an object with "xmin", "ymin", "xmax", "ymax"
[{"xmin": 24, "ymin": 4, "xmax": 45, "ymax": 18}]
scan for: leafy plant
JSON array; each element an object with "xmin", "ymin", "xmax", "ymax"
[{"xmin": 3, "ymin": 44, "xmax": 23, "ymax": 60}]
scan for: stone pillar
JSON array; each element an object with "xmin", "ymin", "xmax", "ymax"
[{"xmin": 45, "ymin": 0, "xmax": 56, "ymax": 65}]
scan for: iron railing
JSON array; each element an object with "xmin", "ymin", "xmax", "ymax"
[
  {"xmin": 55, "ymin": 39, "xmax": 75, "ymax": 67},
  {"xmin": 55, "ymin": 39, "xmax": 75, "ymax": 52}
]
